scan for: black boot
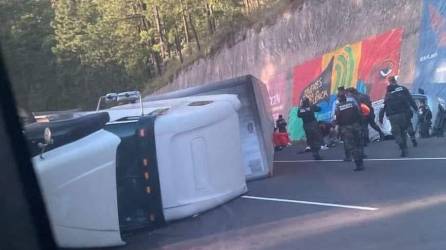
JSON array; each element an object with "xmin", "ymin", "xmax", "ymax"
[
  {"xmin": 312, "ymin": 149, "xmax": 322, "ymax": 160},
  {"xmin": 354, "ymin": 159, "xmax": 364, "ymax": 171},
  {"xmin": 344, "ymin": 151, "xmax": 352, "ymax": 161},
  {"xmin": 412, "ymin": 138, "xmax": 418, "ymax": 147},
  {"xmin": 400, "ymin": 148, "xmax": 408, "ymax": 157},
  {"xmin": 313, "ymin": 153, "xmax": 322, "ymax": 160}
]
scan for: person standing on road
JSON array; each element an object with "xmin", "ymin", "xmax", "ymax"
[
  {"xmin": 346, "ymin": 87, "xmax": 386, "ymax": 142},
  {"xmin": 433, "ymin": 101, "xmax": 446, "ymax": 137},
  {"xmin": 274, "ymin": 114, "xmax": 291, "ymax": 149},
  {"xmin": 379, "ymin": 76, "xmax": 418, "ymax": 157},
  {"xmin": 418, "ymin": 100, "xmax": 432, "ymax": 138},
  {"xmin": 334, "ymin": 93, "xmax": 365, "ymax": 171},
  {"xmin": 298, "ymin": 97, "xmax": 323, "ymax": 160},
  {"xmin": 345, "ymin": 88, "xmax": 368, "ymax": 146},
  {"xmin": 380, "ymin": 105, "xmax": 418, "ymax": 146},
  {"xmin": 276, "ymin": 114, "xmax": 288, "ymax": 133},
  {"xmin": 333, "ymin": 87, "xmax": 357, "ymax": 161}
]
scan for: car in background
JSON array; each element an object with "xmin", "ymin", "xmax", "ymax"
[{"xmin": 369, "ymin": 93, "xmax": 430, "ymax": 141}]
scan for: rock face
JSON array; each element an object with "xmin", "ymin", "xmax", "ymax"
[
  {"xmin": 156, "ymin": 0, "xmax": 424, "ymax": 140},
  {"xmin": 161, "ymin": 0, "xmax": 422, "ymax": 93}
]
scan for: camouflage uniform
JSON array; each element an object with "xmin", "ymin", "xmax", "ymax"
[
  {"xmin": 335, "ymin": 97, "xmax": 364, "ymax": 170},
  {"xmin": 380, "ymin": 82, "xmax": 418, "ymax": 157},
  {"xmin": 388, "ymin": 113, "xmax": 410, "ymax": 152},
  {"xmin": 347, "ymin": 89, "xmax": 384, "ymax": 144},
  {"xmin": 339, "ymin": 123, "xmax": 363, "ymax": 166}
]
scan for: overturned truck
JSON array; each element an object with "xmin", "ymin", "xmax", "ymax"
[
  {"xmin": 25, "ymin": 75, "xmax": 273, "ymax": 248},
  {"xmin": 146, "ymin": 75, "xmax": 275, "ymax": 180},
  {"xmin": 27, "ymin": 94, "xmax": 248, "ymax": 248}
]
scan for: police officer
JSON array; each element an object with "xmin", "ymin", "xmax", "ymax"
[
  {"xmin": 419, "ymin": 100, "xmax": 432, "ymax": 138},
  {"xmin": 298, "ymin": 97, "xmax": 323, "ymax": 160},
  {"xmin": 346, "ymin": 87, "xmax": 385, "ymax": 142},
  {"xmin": 335, "ymin": 93, "xmax": 364, "ymax": 171},
  {"xmin": 433, "ymin": 102, "xmax": 446, "ymax": 137},
  {"xmin": 379, "ymin": 76, "xmax": 418, "ymax": 157},
  {"xmin": 379, "ymin": 106, "xmax": 417, "ymax": 146},
  {"xmin": 276, "ymin": 114, "xmax": 288, "ymax": 133}
]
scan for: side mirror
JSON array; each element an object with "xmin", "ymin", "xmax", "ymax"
[{"xmin": 38, "ymin": 127, "xmax": 53, "ymax": 159}]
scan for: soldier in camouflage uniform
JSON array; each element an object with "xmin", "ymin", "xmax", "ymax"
[
  {"xmin": 298, "ymin": 97, "xmax": 323, "ymax": 160},
  {"xmin": 379, "ymin": 76, "xmax": 418, "ymax": 157},
  {"xmin": 346, "ymin": 87, "xmax": 385, "ymax": 143},
  {"xmin": 335, "ymin": 93, "xmax": 364, "ymax": 171},
  {"xmin": 334, "ymin": 87, "xmax": 360, "ymax": 161}
]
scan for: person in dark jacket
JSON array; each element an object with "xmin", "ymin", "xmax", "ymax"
[
  {"xmin": 298, "ymin": 97, "xmax": 323, "ymax": 160},
  {"xmin": 418, "ymin": 100, "xmax": 432, "ymax": 138},
  {"xmin": 346, "ymin": 87, "xmax": 385, "ymax": 143},
  {"xmin": 379, "ymin": 105, "xmax": 417, "ymax": 146},
  {"xmin": 335, "ymin": 93, "xmax": 364, "ymax": 171},
  {"xmin": 276, "ymin": 114, "xmax": 288, "ymax": 133},
  {"xmin": 379, "ymin": 76, "xmax": 418, "ymax": 157},
  {"xmin": 433, "ymin": 102, "xmax": 446, "ymax": 137}
]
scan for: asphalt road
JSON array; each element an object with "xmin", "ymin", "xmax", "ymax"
[{"xmin": 91, "ymin": 136, "xmax": 446, "ymax": 250}]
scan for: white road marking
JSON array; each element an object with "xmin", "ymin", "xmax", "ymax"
[
  {"xmin": 242, "ymin": 195, "xmax": 378, "ymax": 211},
  {"xmin": 274, "ymin": 157, "xmax": 446, "ymax": 163},
  {"xmin": 275, "ymin": 159, "xmax": 343, "ymax": 163}
]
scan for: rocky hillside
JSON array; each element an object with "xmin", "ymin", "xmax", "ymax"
[
  {"xmin": 154, "ymin": 0, "xmax": 434, "ymax": 140},
  {"xmin": 159, "ymin": 0, "xmax": 422, "ymax": 94}
]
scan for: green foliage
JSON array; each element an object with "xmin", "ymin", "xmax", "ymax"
[{"xmin": 0, "ymin": 0, "xmax": 280, "ymax": 111}]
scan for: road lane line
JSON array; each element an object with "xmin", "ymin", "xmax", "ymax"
[
  {"xmin": 364, "ymin": 157, "xmax": 446, "ymax": 161},
  {"xmin": 274, "ymin": 157, "xmax": 446, "ymax": 163},
  {"xmin": 274, "ymin": 159, "xmax": 343, "ymax": 163},
  {"xmin": 242, "ymin": 195, "xmax": 378, "ymax": 211}
]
